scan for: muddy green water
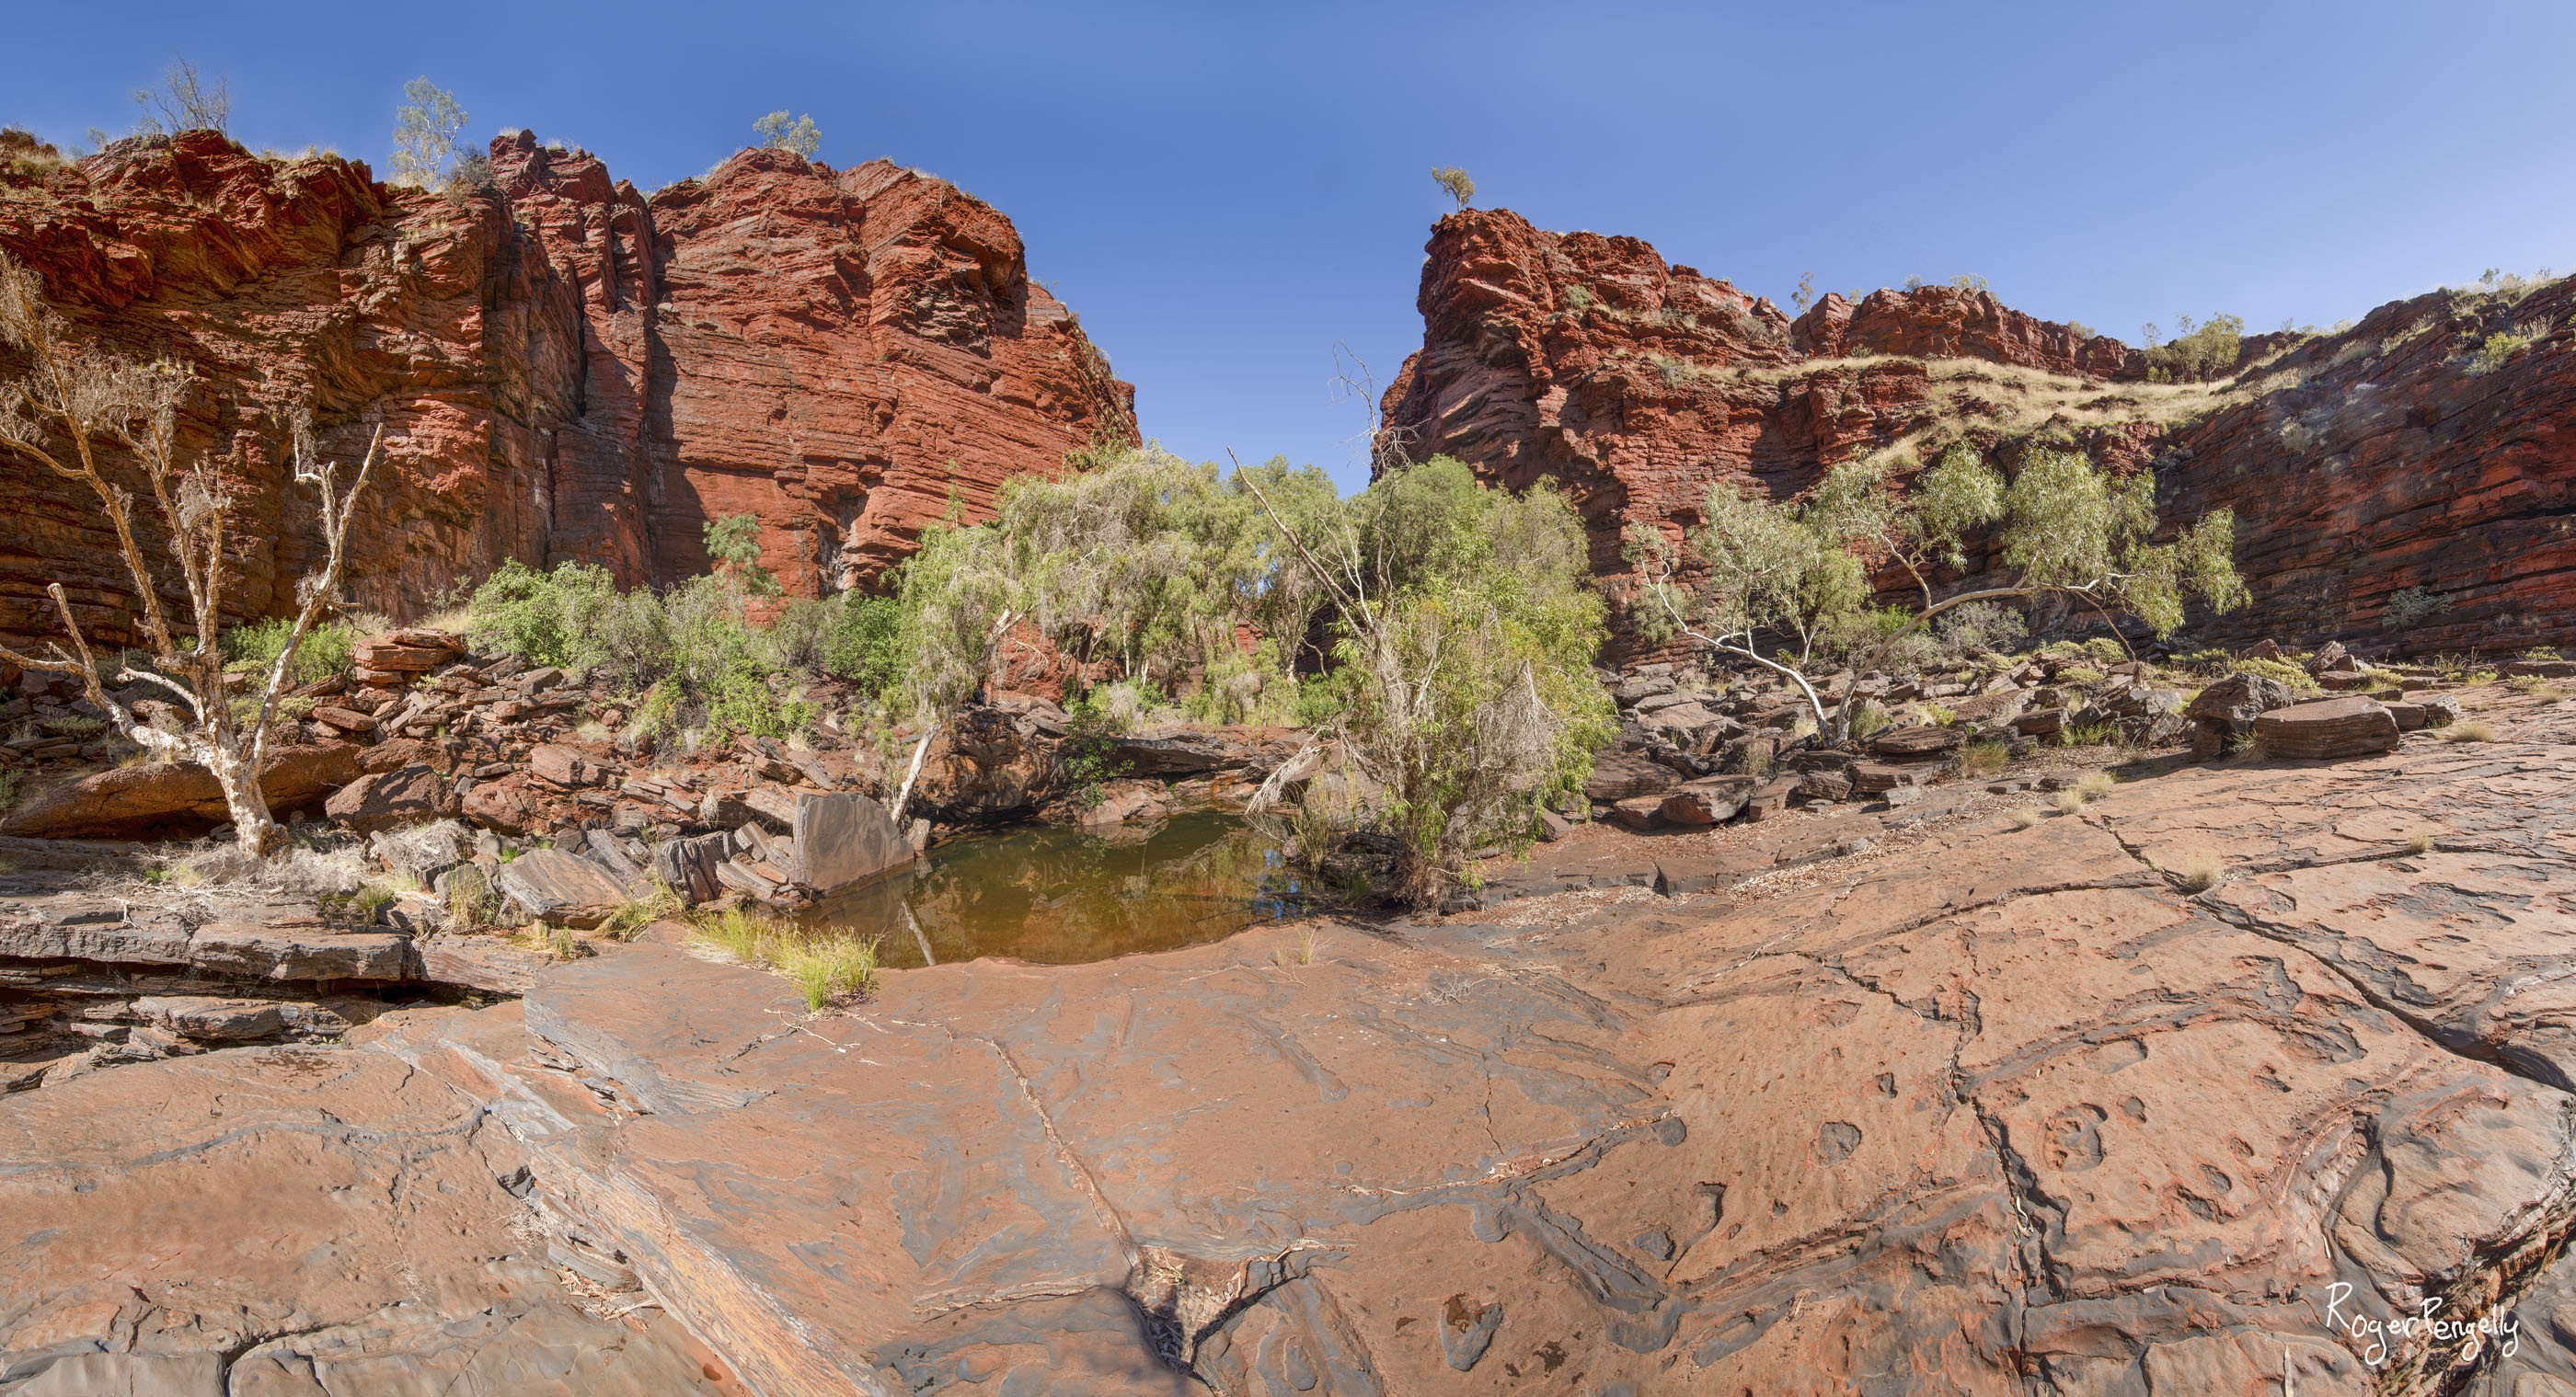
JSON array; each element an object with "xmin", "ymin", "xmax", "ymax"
[{"xmin": 800, "ymin": 812, "xmax": 1313, "ymax": 968}]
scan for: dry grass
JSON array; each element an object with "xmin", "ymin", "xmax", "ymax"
[
  {"xmin": 2054, "ymin": 789, "xmax": 2087, "ymax": 816},
  {"xmin": 1958, "ymin": 740, "xmax": 2008, "ymax": 778},
  {"xmin": 2011, "ymin": 807, "xmax": 2042, "ymax": 830},
  {"xmin": 2174, "ymin": 855, "xmax": 2225, "ymax": 893},
  {"xmin": 2406, "ymin": 827, "xmax": 2438, "ymax": 855},
  {"xmin": 2440, "ymin": 720, "xmax": 2497, "ymax": 743},
  {"xmin": 2075, "ymin": 772, "xmax": 2117, "ymax": 800}
]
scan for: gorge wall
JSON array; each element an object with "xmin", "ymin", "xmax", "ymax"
[
  {"xmin": 1380, "ymin": 209, "xmax": 2576, "ymax": 655},
  {"xmin": 0, "ymin": 130, "xmax": 1133, "ymax": 648}
]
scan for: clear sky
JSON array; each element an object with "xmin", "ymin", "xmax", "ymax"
[{"xmin": 10, "ymin": 1, "xmax": 2573, "ymax": 492}]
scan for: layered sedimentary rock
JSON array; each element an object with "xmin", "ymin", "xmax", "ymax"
[
  {"xmin": 0, "ymin": 130, "xmax": 1133, "ymax": 649},
  {"xmin": 14, "ymin": 685, "xmax": 2573, "ymax": 1391},
  {"xmin": 1381, "ymin": 208, "xmax": 2575, "ymax": 653}
]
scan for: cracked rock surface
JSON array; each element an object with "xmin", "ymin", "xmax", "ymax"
[{"xmin": 4, "ymin": 687, "xmax": 2571, "ymax": 1393}]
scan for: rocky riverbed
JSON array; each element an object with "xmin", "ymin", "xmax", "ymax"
[{"xmin": 2, "ymin": 681, "xmax": 2570, "ymax": 1393}]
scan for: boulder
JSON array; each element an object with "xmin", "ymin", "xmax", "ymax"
[
  {"xmin": 790, "ymin": 793, "xmax": 915, "ymax": 892},
  {"xmin": 1658, "ymin": 776, "xmax": 1755, "ymax": 826},
  {"xmin": 2184, "ymin": 672, "xmax": 2297, "ymax": 725},
  {"xmin": 2253, "ymin": 696, "xmax": 2401, "ymax": 760},
  {"xmin": 0, "ymin": 742, "xmax": 365, "ymax": 839},
  {"xmin": 495, "ymin": 849, "xmax": 632, "ymax": 928},
  {"xmin": 189, "ymin": 922, "xmax": 414, "ymax": 982},
  {"xmin": 1109, "ymin": 729, "xmax": 1240, "ymax": 776},
  {"xmin": 461, "ymin": 779, "xmax": 540, "ymax": 835},
  {"xmin": 528, "ymin": 744, "xmax": 605, "ymax": 789},
  {"xmin": 651, "ymin": 831, "xmax": 736, "ymax": 905},
  {"xmin": 325, "ymin": 764, "xmax": 450, "ymax": 834},
  {"xmin": 2011, "ymin": 708, "xmax": 2067, "ymax": 738},
  {"xmin": 1607, "ymin": 796, "xmax": 1667, "ymax": 830},
  {"xmin": 2308, "ymin": 640, "xmax": 2352, "ymax": 674},
  {"xmin": 1795, "ymin": 769, "xmax": 1855, "ymax": 804},
  {"xmin": 131, "ymin": 996, "xmax": 286, "ymax": 1043},
  {"xmin": 2388, "ymin": 693, "xmax": 2462, "ymax": 730},
  {"xmin": 1583, "ymin": 750, "xmax": 1681, "ymax": 803},
  {"xmin": 1869, "ymin": 726, "xmax": 1964, "ymax": 762},
  {"xmin": 416, "ymin": 935, "xmax": 552, "ymax": 996},
  {"xmin": 1849, "ymin": 762, "xmax": 1930, "ymax": 795}
]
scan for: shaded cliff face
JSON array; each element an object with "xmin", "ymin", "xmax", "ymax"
[
  {"xmin": 0, "ymin": 131, "xmax": 1133, "ymax": 647},
  {"xmin": 1381, "ymin": 208, "xmax": 2574, "ymax": 654}
]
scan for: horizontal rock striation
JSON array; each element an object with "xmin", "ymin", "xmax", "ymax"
[
  {"xmin": 1381, "ymin": 208, "xmax": 2576, "ymax": 654},
  {"xmin": 0, "ymin": 130, "xmax": 1133, "ymax": 650}
]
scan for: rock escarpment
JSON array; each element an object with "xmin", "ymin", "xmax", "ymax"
[
  {"xmin": 0, "ymin": 130, "xmax": 1133, "ymax": 648},
  {"xmin": 1381, "ymin": 208, "xmax": 2575, "ymax": 654}
]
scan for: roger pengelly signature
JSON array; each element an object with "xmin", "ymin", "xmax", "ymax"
[{"xmin": 2320, "ymin": 1281, "xmax": 2519, "ymax": 1368}]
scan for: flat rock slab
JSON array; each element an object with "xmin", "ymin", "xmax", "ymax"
[
  {"xmin": 493, "ymin": 692, "xmax": 2576, "ymax": 1393},
  {"xmin": 0, "ymin": 1005, "xmax": 735, "ymax": 1394}
]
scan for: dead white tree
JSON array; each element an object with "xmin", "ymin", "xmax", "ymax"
[{"xmin": 0, "ymin": 250, "xmax": 379, "ymax": 856}]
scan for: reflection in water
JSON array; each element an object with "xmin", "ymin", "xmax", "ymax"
[{"xmin": 802, "ymin": 812, "xmax": 1310, "ymax": 968}]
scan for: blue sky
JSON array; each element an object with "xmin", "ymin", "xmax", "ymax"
[{"xmin": 11, "ymin": 1, "xmax": 2573, "ymax": 492}]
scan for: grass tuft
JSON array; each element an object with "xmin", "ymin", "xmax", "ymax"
[
  {"xmin": 2440, "ymin": 720, "xmax": 2497, "ymax": 743},
  {"xmin": 2011, "ymin": 807, "xmax": 2041, "ymax": 830},
  {"xmin": 2074, "ymin": 771, "xmax": 2117, "ymax": 800},
  {"xmin": 1959, "ymin": 739, "xmax": 2008, "ymax": 778},
  {"xmin": 690, "ymin": 905, "xmax": 880, "ymax": 1011},
  {"xmin": 2175, "ymin": 855, "xmax": 2224, "ymax": 893},
  {"xmin": 2406, "ymin": 827, "xmax": 2437, "ymax": 855}
]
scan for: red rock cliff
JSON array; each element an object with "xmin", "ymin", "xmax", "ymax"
[
  {"xmin": 1382, "ymin": 208, "xmax": 2574, "ymax": 654},
  {"xmin": 0, "ymin": 130, "xmax": 1133, "ymax": 648}
]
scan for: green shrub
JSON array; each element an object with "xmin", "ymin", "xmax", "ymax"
[
  {"xmin": 2145, "ymin": 314, "xmax": 2244, "ymax": 383},
  {"xmin": 2228, "ymin": 657, "xmax": 2319, "ymax": 693},
  {"xmin": 1058, "ymin": 692, "xmax": 1130, "ymax": 807},
  {"xmin": 223, "ymin": 617, "xmax": 359, "ymax": 686},
  {"xmin": 2383, "ymin": 586, "xmax": 2454, "ymax": 629},
  {"xmin": 2468, "ymin": 327, "xmax": 2542, "ymax": 374},
  {"xmin": 1936, "ymin": 600, "xmax": 2029, "ymax": 655}
]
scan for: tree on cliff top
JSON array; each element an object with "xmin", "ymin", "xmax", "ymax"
[
  {"xmin": 753, "ymin": 111, "xmax": 822, "ymax": 159},
  {"xmin": 1432, "ymin": 166, "xmax": 1475, "ymax": 211},
  {"xmin": 1633, "ymin": 442, "xmax": 2247, "ymax": 742},
  {"xmin": 391, "ymin": 78, "xmax": 470, "ymax": 189},
  {"xmin": 130, "ymin": 57, "xmax": 230, "ymax": 138},
  {"xmin": 0, "ymin": 251, "xmax": 380, "ymax": 856}
]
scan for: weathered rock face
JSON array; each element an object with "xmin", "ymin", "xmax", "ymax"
[
  {"xmin": 0, "ymin": 131, "xmax": 1133, "ymax": 649},
  {"xmin": 1382, "ymin": 208, "xmax": 2576, "ymax": 653}
]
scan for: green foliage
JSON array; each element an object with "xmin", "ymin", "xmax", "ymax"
[
  {"xmin": 1643, "ymin": 436, "xmax": 2242, "ymax": 742},
  {"xmin": 223, "ymin": 616, "xmax": 361, "ymax": 687},
  {"xmin": 391, "ymin": 77, "xmax": 469, "ymax": 189},
  {"xmin": 2144, "ymin": 313, "xmax": 2244, "ymax": 383},
  {"xmin": 1847, "ymin": 700, "xmax": 1892, "ymax": 738},
  {"xmin": 1431, "ymin": 166, "xmax": 1475, "ymax": 210},
  {"xmin": 2383, "ymin": 585, "xmax": 2455, "ymax": 630},
  {"xmin": 466, "ymin": 555, "xmax": 808, "ymax": 746},
  {"xmin": 1320, "ymin": 459, "xmax": 1615, "ymax": 907},
  {"xmin": 813, "ymin": 593, "xmax": 909, "ymax": 696},
  {"xmin": 1936, "ymin": 600, "xmax": 2029, "ymax": 655},
  {"xmin": 2468, "ymin": 327, "xmax": 2540, "ymax": 374},
  {"xmin": 2226, "ymin": 657, "xmax": 2317, "ymax": 693},
  {"xmin": 886, "ymin": 446, "xmax": 1340, "ymax": 726},
  {"xmin": 703, "ymin": 512, "xmax": 774, "ymax": 592},
  {"xmin": 752, "ymin": 110, "xmax": 822, "ymax": 157},
  {"xmin": 1058, "ymin": 693, "xmax": 1130, "ymax": 807}
]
